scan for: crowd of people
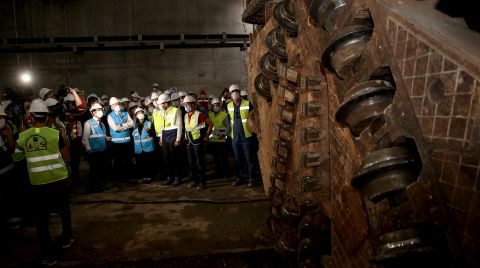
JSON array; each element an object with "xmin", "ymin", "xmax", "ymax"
[{"xmin": 0, "ymin": 82, "xmax": 259, "ymax": 265}]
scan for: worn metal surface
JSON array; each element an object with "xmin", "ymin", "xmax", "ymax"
[
  {"xmin": 309, "ymin": 0, "xmax": 348, "ymax": 31},
  {"xmin": 254, "ymin": 73, "xmax": 272, "ymax": 100},
  {"xmin": 352, "ymin": 145, "xmax": 420, "ymax": 203},
  {"xmin": 321, "ymin": 20, "xmax": 373, "ymax": 78},
  {"xmin": 260, "ymin": 52, "xmax": 280, "ymax": 82},
  {"xmin": 266, "ymin": 27, "xmax": 288, "ymax": 60},
  {"xmin": 335, "ymin": 79, "xmax": 395, "ymax": 136},
  {"xmin": 273, "ymin": 0, "xmax": 298, "ymax": 34}
]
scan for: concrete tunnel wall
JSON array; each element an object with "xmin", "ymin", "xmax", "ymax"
[{"xmin": 0, "ymin": 0, "xmax": 252, "ymax": 98}]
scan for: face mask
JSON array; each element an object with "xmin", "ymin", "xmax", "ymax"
[
  {"xmin": 173, "ymin": 100, "xmax": 181, "ymax": 107},
  {"xmin": 213, "ymin": 106, "xmax": 220, "ymax": 112},
  {"xmin": 148, "ymin": 107, "xmax": 153, "ymax": 113},
  {"xmin": 231, "ymin": 92, "xmax": 240, "ymax": 101},
  {"xmin": 113, "ymin": 105, "xmax": 121, "ymax": 113},
  {"xmin": 0, "ymin": 118, "xmax": 5, "ymax": 129},
  {"xmin": 185, "ymin": 105, "xmax": 193, "ymax": 113},
  {"xmin": 95, "ymin": 110, "xmax": 104, "ymax": 118},
  {"xmin": 136, "ymin": 113, "xmax": 145, "ymax": 120}
]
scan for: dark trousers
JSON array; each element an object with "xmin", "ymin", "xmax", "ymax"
[
  {"xmin": 232, "ymin": 137, "xmax": 257, "ymax": 182},
  {"xmin": 162, "ymin": 141, "xmax": 179, "ymax": 179},
  {"xmin": 134, "ymin": 151, "xmax": 156, "ymax": 179},
  {"xmin": 88, "ymin": 151, "xmax": 109, "ymax": 189},
  {"xmin": 31, "ymin": 179, "xmax": 72, "ymax": 257},
  {"xmin": 186, "ymin": 142, "xmax": 206, "ymax": 184},
  {"xmin": 208, "ymin": 142, "xmax": 229, "ymax": 178},
  {"xmin": 111, "ymin": 142, "xmax": 133, "ymax": 181},
  {"xmin": 69, "ymin": 139, "xmax": 83, "ymax": 184}
]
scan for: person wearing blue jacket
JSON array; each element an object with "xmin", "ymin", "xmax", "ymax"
[
  {"xmin": 132, "ymin": 108, "xmax": 156, "ymax": 183},
  {"xmin": 107, "ymin": 97, "xmax": 134, "ymax": 182},
  {"xmin": 82, "ymin": 103, "xmax": 110, "ymax": 192}
]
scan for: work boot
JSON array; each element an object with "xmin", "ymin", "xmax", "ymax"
[
  {"xmin": 161, "ymin": 177, "xmax": 174, "ymax": 186},
  {"xmin": 232, "ymin": 178, "xmax": 243, "ymax": 186},
  {"xmin": 171, "ymin": 177, "xmax": 181, "ymax": 186}
]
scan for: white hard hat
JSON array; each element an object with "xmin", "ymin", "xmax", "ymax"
[
  {"xmin": 152, "ymin": 82, "xmax": 159, "ymax": 87},
  {"xmin": 128, "ymin": 102, "xmax": 138, "ymax": 109},
  {"xmin": 144, "ymin": 97, "xmax": 152, "ymax": 106},
  {"xmin": 158, "ymin": 94, "xmax": 170, "ymax": 104},
  {"xmin": 208, "ymin": 95, "xmax": 216, "ymax": 99},
  {"xmin": 131, "ymin": 92, "xmax": 140, "ymax": 98},
  {"xmin": 1, "ymin": 100, "xmax": 12, "ymax": 111},
  {"xmin": 229, "ymin": 84, "xmax": 240, "ymax": 93},
  {"xmin": 39, "ymin": 88, "xmax": 52, "ymax": 99},
  {"xmin": 90, "ymin": 103, "xmax": 103, "ymax": 111},
  {"xmin": 109, "ymin": 97, "xmax": 119, "ymax": 106},
  {"xmin": 151, "ymin": 92, "xmax": 159, "ymax": 100},
  {"xmin": 134, "ymin": 107, "xmax": 144, "ymax": 115},
  {"xmin": 183, "ymin": 95, "xmax": 196, "ymax": 104},
  {"xmin": 87, "ymin": 93, "xmax": 100, "ymax": 101},
  {"xmin": 164, "ymin": 90, "xmax": 171, "ymax": 95},
  {"xmin": 120, "ymin": 97, "xmax": 130, "ymax": 103},
  {"xmin": 29, "ymin": 99, "xmax": 49, "ymax": 114},
  {"xmin": 45, "ymin": 98, "xmax": 59, "ymax": 107},
  {"xmin": 101, "ymin": 94, "xmax": 108, "ymax": 100},
  {"xmin": 0, "ymin": 106, "xmax": 6, "ymax": 116},
  {"xmin": 170, "ymin": 93, "xmax": 179, "ymax": 101},
  {"xmin": 178, "ymin": 91, "xmax": 187, "ymax": 97},
  {"xmin": 64, "ymin": 93, "xmax": 75, "ymax": 102},
  {"xmin": 240, "ymin": 90, "xmax": 248, "ymax": 97},
  {"xmin": 211, "ymin": 98, "xmax": 221, "ymax": 105}
]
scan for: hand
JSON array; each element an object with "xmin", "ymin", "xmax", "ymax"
[
  {"xmin": 159, "ymin": 140, "xmax": 164, "ymax": 146},
  {"xmin": 87, "ymin": 149, "xmax": 92, "ymax": 153},
  {"xmin": 106, "ymin": 137, "xmax": 112, "ymax": 142},
  {"xmin": 69, "ymin": 88, "xmax": 75, "ymax": 94},
  {"xmin": 174, "ymin": 140, "xmax": 181, "ymax": 147}
]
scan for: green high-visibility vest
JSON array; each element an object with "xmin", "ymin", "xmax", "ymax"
[
  {"xmin": 185, "ymin": 110, "xmax": 205, "ymax": 141},
  {"xmin": 208, "ymin": 111, "xmax": 227, "ymax": 143},
  {"xmin": 158, "ymin": 106, "xmax": 179, "ymax": 138},
  {"xmin": 227, "ymin": 100, "xmax": 252, "ymax": 139},
  {"xmin": 17, "ymin": 127, "xmax": 68, "ymax": 185},
  {"xmin": 152, "ymin": 109, "xmax": 162, "ymax": 137},
  {"xmin": 6, "ymin": 119, "xmax": 25, "ymax": 162}
]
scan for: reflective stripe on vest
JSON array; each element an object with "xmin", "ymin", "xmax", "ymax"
[
  {"xmin": 17, "ymin": 127, "xmax": 68, "ymax": 185},
  {"xmin": 87, "ymin": 118, "xmax": 108, "ymax": 152},
  {"xmin": 208, "ymin": 111, "xmax": 227, "ymax": 143},
  {"xmin": 108, "ymin": 111, "xmax": 131, "ymax": 143},
  {"xmin": 227, "ymin": 100, "xmax": 252, "ymax": 139},
  {"xmin": 185, "ymin": 111, "xmax": 205, "ymax": 141},
  {"xmin": 133, "ymin": 121, "xmax": 155, "ymax": 154}
]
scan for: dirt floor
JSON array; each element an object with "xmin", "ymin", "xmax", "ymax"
[{"xmin": 1, "ymin": 159, "xmax": 285, "ymax": 267}]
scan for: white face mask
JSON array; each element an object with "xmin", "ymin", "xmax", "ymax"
[
  {"xmin": 147, "ymin": 107, "xmax": 153, "ymax": 113},
  {"xmin": 95, "ymin": 110, "xmax": 104, "ymax": 118},
  {"xmin": 231, "ymin": 92, "xmax": 240, "ymax": 101},
  {"xmin": 212, "ymin": 106, "xmax": 220, "ymax": 113},
  {"xmin": 173, "ymin": 100, "xmax": 181, "ymax": 107},
  {"xmin": 136, "ymin": 113, "xmax": 145, "ymax": 120},
  {"xmin": 113, "ymin": 105, "xmax": 121, "ymax": 113},
  {"xmin": 0, "ymin": 118, "xmax": 5, "ymax": 129},
  {"xmin": 185, "ymin": 104, "xmax": 193, "ymax": 113}
]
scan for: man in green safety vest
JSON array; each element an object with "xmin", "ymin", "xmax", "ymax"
[
  {"xmin": 17, "ymin": 99, "xmax": 74, "ymax": 266},
  {"xmin": 207, "ymin": 97, "xmax": 230, "ymax": 179},
  {"xmin": 227, "ymin": 84, "xmax": 258, "ymax": 187},
  {"xmin": 183, "ymin": 95, "xmax": 213, "ymax": 190}
]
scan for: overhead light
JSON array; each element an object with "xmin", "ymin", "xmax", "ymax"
[{"xmin": 20, "ymin": 71, "xmax": 32, "ymax": 84}]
